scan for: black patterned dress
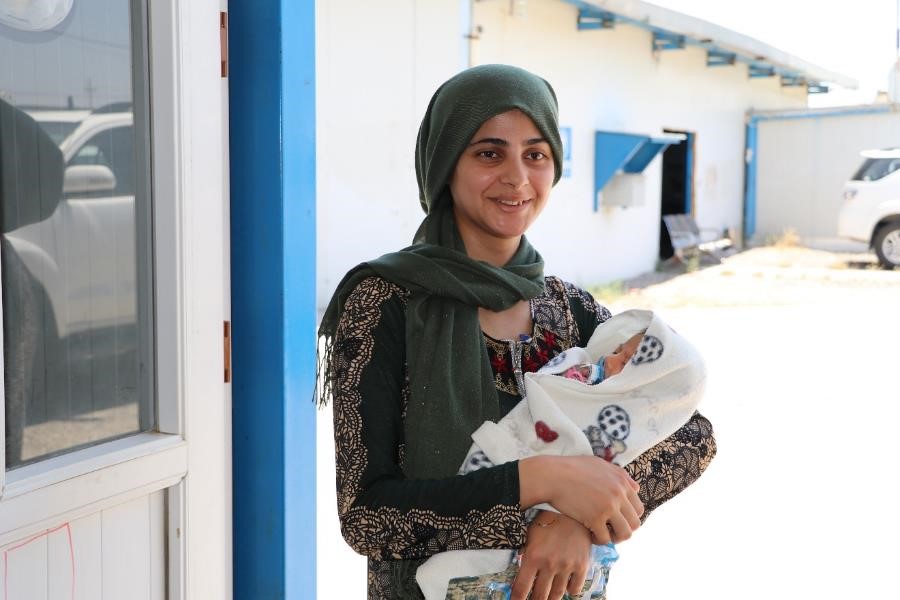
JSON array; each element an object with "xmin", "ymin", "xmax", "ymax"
[{"xmin": 330, "ymin": 276, "xmax": 716, "ymax": 599}]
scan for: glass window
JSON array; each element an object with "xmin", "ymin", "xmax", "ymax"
[
  {"xmin": 852, "ymin": 157, "xmax": 900, "ymax": 181},
  {"xmin": 0, "ymin": 1, "xmax": 154, "ymax": 469}
]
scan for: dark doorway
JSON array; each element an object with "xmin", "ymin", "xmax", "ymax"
[{"xmin": 659, "ymin": 130, "xmax": 694, "ymax": 260}]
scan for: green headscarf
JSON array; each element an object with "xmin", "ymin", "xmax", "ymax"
[{"xmin": 318, "ymin": 64, "xmax": 563, "ymax": 481}]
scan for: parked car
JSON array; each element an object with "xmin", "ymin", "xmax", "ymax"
[
  {"xmin": 25, "ymin": 109, "xmax": 91, "ymax": 145},
  {"xmin": 7, "ymin": 111, "xmax": 136, "ymax": 340},
  {"xmin": 837, "ymin": 148, "xmax": 900, "ymax": 268},
  {"xmin": 4, "ymin": 110, "xmax": 139, "ymax": 428}
]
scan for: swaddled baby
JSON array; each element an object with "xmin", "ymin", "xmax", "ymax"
[
  {"xmin": 416, "ymin": 310, "xmax": 706, "ymax": 600},
  {"xmin": 561, "ymin": 331, "xmax": 644, "ymax": 384}
]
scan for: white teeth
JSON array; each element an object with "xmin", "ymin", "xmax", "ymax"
[{"xmin": 498, "ymin": 199, "xmax": 525, "ymax": 206}]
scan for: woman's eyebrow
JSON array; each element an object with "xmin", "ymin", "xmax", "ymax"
[
  {"xmin": 468, "ymin": 137, "xmax": 507, "ymax": 147},
  {"xmin": 468, "ymin": 136, "xmax": 549, "ymax": 147}
]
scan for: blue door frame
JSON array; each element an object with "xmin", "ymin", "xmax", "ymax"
[{"xmin": 229, "ymin": 1, "xmax": 317, "ymax": 597}]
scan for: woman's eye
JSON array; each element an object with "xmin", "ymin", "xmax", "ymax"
[
  {"xmin": 478, "ymin": 150, "xmax": 500, "ymax": 159},
  {"xmin": 527, "ymin": 151, "xmax": 547, "ymax": 160}
]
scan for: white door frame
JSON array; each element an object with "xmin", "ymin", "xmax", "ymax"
[{"xmin": 0, "ymin": 0, "xmax": 232, "ymax": 597}]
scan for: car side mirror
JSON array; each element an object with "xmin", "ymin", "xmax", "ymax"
[{"xmin": 63, "ymin": 164, "xmax": 117, "ymax": 196}]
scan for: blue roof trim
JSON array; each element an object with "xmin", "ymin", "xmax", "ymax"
[
  {"xmin": 577, "ymin": 8, "xmax": 615, "ymax": 29},
  {"xmin": 706, "ymin": 49, "xmax": 736, "ymax": 67},
  {"xmin": 653, "ymin": 31, "xmax": 685, "ymax": 51},
  {"xmin": 568, "ymin": 0, "xmax": 831, "ymax": 94}
]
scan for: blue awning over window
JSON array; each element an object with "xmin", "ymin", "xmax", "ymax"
[{"xmin": 594, "ymin": 130, "xmax": 684, "ymax": 210}]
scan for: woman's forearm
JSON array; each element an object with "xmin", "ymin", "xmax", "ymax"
[{"xmin": 624, "ymin": 411, "xmax": 717, "ymax": 521}]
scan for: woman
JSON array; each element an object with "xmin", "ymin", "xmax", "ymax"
[{"xmin": 319, "ymin": 64, "xmax": 716, "ymax": 600}]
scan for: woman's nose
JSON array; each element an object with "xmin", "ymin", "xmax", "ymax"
[{"xmin": 499, "ymin": 157, "xmax": 528, "ymax": 188}]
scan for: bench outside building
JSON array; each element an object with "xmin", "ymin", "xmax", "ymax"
[{"xmin": 662, "ymin": 214, "xmax": 733, "ymax": 263}]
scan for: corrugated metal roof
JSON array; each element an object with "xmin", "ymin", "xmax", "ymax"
[{"xmin": 561, "ymin": 0, "xmax": 858, "ymax": 92}]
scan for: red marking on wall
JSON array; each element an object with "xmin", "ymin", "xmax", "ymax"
[{"xmin": 3, "ymin": 523, "xmax": 75, "ymax": 600}]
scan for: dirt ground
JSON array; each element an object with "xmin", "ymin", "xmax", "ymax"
[
  {"xmin": 316, "ymin": 244, "xmax": 900, "ymax": 599},
  {"xmin": 602, "ymin": 246, "xmax": 900, "ymax": 600}
]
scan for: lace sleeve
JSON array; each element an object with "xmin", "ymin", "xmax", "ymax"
[
  {"xmin": 624, "ymin": 411, "xmax": 717, "ymax": 521},
  {"xmin": 560, "ymin": 279, "xmax": 612, "ymax": 346},
  {"xmin": 331, "ymin": 277, "xmax": 526, "ymax": 561}
]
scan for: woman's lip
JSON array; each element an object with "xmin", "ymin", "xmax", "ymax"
[{"xmin": 492, "ymin": 197, "xmax": 531, "ymax": 210}]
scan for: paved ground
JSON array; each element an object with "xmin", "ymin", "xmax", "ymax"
[
  {"xmin": 603, "ymin": 246, "xmax": 900, "ymax": 600},
  {"xmin": 317, "ymin": 245, "xmax": 900, "ymax": 599}
]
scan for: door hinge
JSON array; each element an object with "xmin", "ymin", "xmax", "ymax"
[
  {"xmin": 220, "ymin": 12, "xmax": 228, "ymax": 78},
  {"xmin": 224, "ymin": 320, "xmax": 232, "ymax": 383}
]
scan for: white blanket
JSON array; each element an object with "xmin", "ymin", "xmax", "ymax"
[{"xmin": 416, "ymin": 310, "xmax": 707, "ymax": 600}]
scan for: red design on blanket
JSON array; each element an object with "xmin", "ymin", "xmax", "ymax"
[{"xmin": 534, "ymin": 421, "xmax": 559, "ymax": 443}]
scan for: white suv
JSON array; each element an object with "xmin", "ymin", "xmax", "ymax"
[
  {"xmin": 6, "ymin": 111, "xmax": 136, "ymax": 341},
  {"xmin": 838, "ymin": 149, "xmax": 900, "ymax": 269}
]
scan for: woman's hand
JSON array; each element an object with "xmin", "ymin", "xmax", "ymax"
[
  {"xmin": 519, "ymin": 455, "xmax": 644, "ymax": 545},
  {"xmin": 511, "ymin": 512, "xmax": 592, "ymax": 600}
]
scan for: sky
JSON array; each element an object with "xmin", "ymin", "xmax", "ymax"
[{"xmin": 649, "ymin": 0, "xmax": 899, "ymax": 106}]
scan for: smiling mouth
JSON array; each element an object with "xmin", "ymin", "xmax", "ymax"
[{"xmin": 495, "ymin": 198, "xmax": 530, "ymax": 207}]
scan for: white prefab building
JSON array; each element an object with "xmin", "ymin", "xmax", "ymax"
[
  {"xmin": 317, "ymin": 0, "xmax": 857, "ymax": 304},
  {"xmin": 750, "ymin": 104, "xmax": 900, "ymax": 241}
]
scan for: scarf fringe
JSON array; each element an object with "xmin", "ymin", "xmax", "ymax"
[{"xmin": 313, "ymin": 332, "xmax": 335, "ymax": 408}]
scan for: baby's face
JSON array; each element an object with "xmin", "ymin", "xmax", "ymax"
[
  {"xmin": 604, "ymin": 332, "xmax": 644, "ymax": 377},
  {"xmin": 562, "ymin": 364, "xmax": 594, "ymax": 383}
]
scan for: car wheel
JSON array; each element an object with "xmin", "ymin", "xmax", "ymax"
[{"xmin": 874, "ymin": 223, "xmax": 900, "ymax": 269}]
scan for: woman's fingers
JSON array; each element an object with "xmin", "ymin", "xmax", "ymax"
[
  {"xmin": 621, "ymin": 496, "xmax": 643, "ymax": 532},
  {"xmin": 515, "ymin": 513, "xmax": 593, "ymax": 600},
  {"xmin": 547, "ymin": 573, "xmax": 571, "ymax": 600},
  {"xmin": 628, "ymin": 474, "xmax": 640, "ymax": 492},
  {"xmin": 590, "ymin": 522, "xmax": 612, "ymax": 546},
  {"xmin": 628, "ymin": 483, "xmax": 644, "ymax": 518},
  {"xmin": 526, "ymin": 570, "xmax": 577, "ymax": 600},
  {"xmin": 606, "ymin": 513, "xmax": 633, "ymax": 542},
  {"xmin": 510, "ymin": 558, "xmax": 537, "ymax": 600},
  {"xmin": 529, "ymin": 570, "xmax": 555, "ymax": 600},
  {"xmin": 567, "ymin": 563, "xmax": 590, "ymax": 597}
]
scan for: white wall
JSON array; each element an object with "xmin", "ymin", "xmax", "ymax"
[
  {"xmin": 0, "ymin": 491, "xmax": 164, "ymax": 600},
  {"xmin": 316, "ymin": 0, "xmax": 463, "ymax": 312},
  {"xmin": 754, "ymin": 108, "xmax": 900, "ymax": 240}
]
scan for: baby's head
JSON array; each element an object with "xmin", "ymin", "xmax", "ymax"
[
  {"xmin": 601, "ymin": 330, "xmax": 646, "ymax": 378},
  {"xmin": 560, "ymin": 329, "xmax": 647, "ymax": 385}
]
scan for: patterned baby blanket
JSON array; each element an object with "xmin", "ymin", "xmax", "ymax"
[{"xmin": 416, "ymin": 309, "xmax": 707, "ymax": 600}]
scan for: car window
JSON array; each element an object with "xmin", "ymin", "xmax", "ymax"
[
  {"xmin": 68, "ymin": 125, "xmax": 135, "ymax": 195},
  {"xmin": 37, "ymin": 121, "xmax": 80, "ymax": 145},
  {"xmin": 70, "ymin": 141, "xmax": 108, "ymax": 166},
  {"xmin": 852, "ymin": 157, "xmax": 900, "ymax": 181}
]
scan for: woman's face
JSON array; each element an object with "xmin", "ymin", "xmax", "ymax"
[{"xmin": 449, "ymin": 110, "xmax": 555, "ymax": 248}]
